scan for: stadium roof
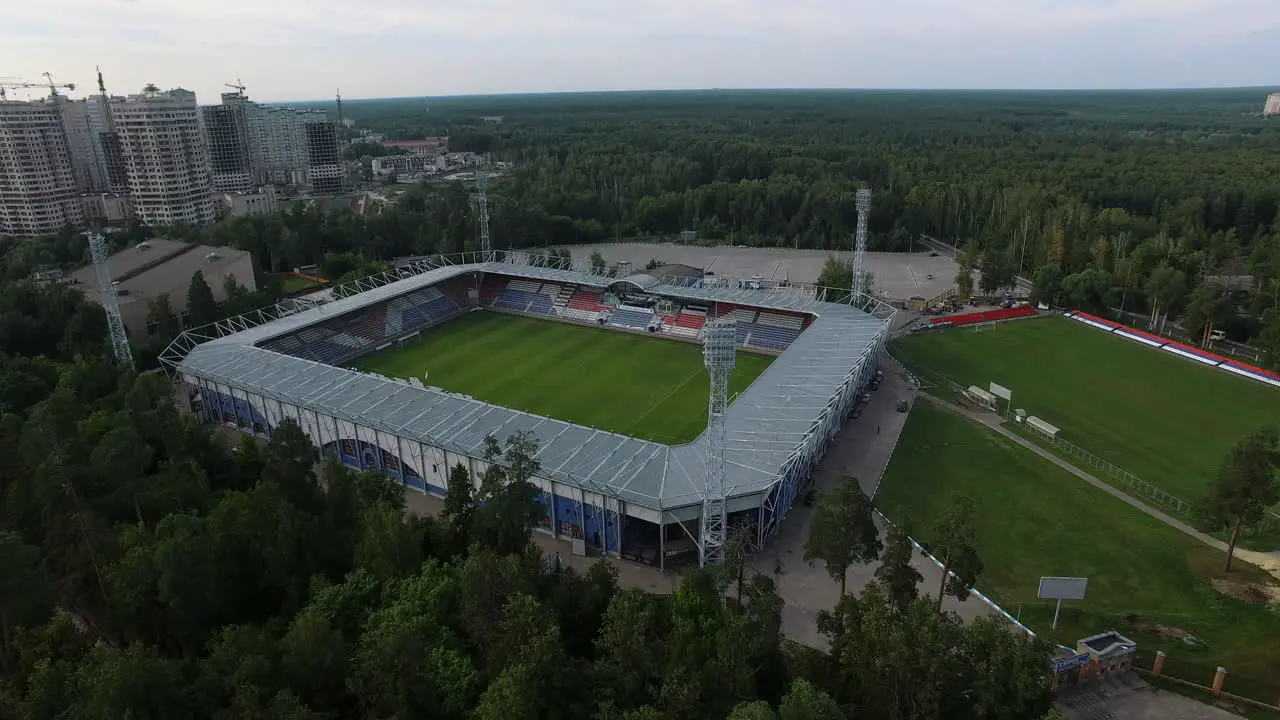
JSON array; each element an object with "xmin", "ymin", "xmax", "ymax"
[
  {"xmin": 614, "ymin": 273, "xmax": 661, "ymax": 290},
  {"xmin": 178, "ymin": 261, "xmax": 890, "ymax": 510}
]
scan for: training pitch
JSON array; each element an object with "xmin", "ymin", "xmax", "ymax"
[
  {"xmin": 877, "ymin": 403, "xmax": 1280, "ymax": 697},
  {"xmin": 891, "ymin": 317, "xmax": 1279, "ymax": 501},
  {"xmin": 352, "ymin": 312, "xmax": 773, "ymax": 444}
]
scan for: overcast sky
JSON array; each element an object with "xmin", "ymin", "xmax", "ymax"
[{"xmin": 5, "ymin": 0, "xmax": 1279, "ymax": 103}]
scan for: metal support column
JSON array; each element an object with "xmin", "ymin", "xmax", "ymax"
[{"xmin": 700, "ymin": 318, "xmax": 737, "ymax": 565}]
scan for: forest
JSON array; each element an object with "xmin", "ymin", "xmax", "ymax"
[{"xmin": 7, "ymin": 89, "xmax": 1280, "ymax": 364}]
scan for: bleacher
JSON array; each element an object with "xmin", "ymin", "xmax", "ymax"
[
  {"xmin": 552, "ymin": 284, "xmax": 575, "ymax": 312},
  {"xmin": 929, "ymin": 305, "xmax": 1038, "ymax": 328},
  {"xmin": 756, "ymin": 311, "xmax": 804, "ymax": 331},
  {"xmin": 529, "ymin": 283, "xmax": 558, "ymax": 316},
  {"xmin": 260, "ymin": 281, "xmax": 467, "ymax": 366},
  {"xmin": 564, "ymin": 288, "xmax": 607, "ymax": 322},
  {"xmin": 714, "ymin": 304, "xmax": 760, "ymax": 325},
  {"xmin": 609, "ymin": 306, "xmax": 655, "ymax": 330},
  {"xmin": 256, "ymin": 269, "xmax": 819, "ymax": 366},
  {"xmin": 746, "ymin": 324, "xmax": 803, "ymax": 351},
  {"xmin": 479, "ymin": 276, "xmax": 505, "ymax": 306},
  {"xmin": 493, "ymin": 278, "xmax": 541, "ymax": 313},
  {"xmin": 669, "ymin": 307, "xmax": 707, "ymax": 339}
]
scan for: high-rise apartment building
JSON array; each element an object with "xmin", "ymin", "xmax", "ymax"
[
  {"xmin": 202, "ymin": 91, "xmax": 342, "ymax": 194},
  {"xmin": 0, "ymin": 99, "xmax": 84, "ymax": 237},
  {"xmin": 203, "ymin": 92, "xmax": 255, "ymax": 193},
  {"xmin": 112, "ymin": 88, "xmax": 216, "ymax": 226},
  {"xmin": 304, "ymin": 118, "xmax": 342, "ymax": 194},
  {"xmin": 1265, "ymin": 93, "xmax": 1280, "ymax": 116}
]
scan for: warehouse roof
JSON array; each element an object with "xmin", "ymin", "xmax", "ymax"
[
  {"xmin": 178, "ymin": 261, "xmax": 891, "ymax": 509},
  {"xmin": 70, "ymin": 238, "xmax": 254, "ymax": 313}
]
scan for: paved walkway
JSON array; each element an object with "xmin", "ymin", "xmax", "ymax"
[{"xmin": 917, "ymin": 394, "xmax": 1229, "ymax": 553}]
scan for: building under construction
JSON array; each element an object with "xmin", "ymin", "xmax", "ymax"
[
  {"xmin": 0, "ymin": 98, "xmax": 85, "ymax": 236},
  {"xmin": 113, "ymin": 87, "xmax": 216, "ymax": 226},
  {"xmin": 201, "ymin": 86, "xmax": 343, "ymax": 195}
]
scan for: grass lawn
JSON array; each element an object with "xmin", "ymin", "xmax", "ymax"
[
  {"xmin": 890, "ymin": 317, "xmax": 1280, "ymax": 502},
  {"xmin": 352, "ymin": 312, "xmax": 773, "ymax": 444},
  {"xmin": 279, "ymin": 274, "xmax": 321, "ymax": 294},
  {"xmin": 875, "ymin": 402, "xmax": 1280, "ymax": 701}
]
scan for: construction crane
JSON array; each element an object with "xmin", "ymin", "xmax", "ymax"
[
  {"xmin": 42, "ymin": 72, "xmax": 74, "ymax": 97},
  {"xmin": 0, "ymin": 78, "xmax": 75, "ymax": 101},
  {"xmin": 224, "ymin": 79, "xmax": 246, "ymax": 97}
]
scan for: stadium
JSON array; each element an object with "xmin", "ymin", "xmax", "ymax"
[{"xmin": 161, "ymin": 252, "xmax": 895, "ymax": 569}]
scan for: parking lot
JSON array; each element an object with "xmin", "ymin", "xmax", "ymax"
[{"xmin": 564, "ymin": 242, "xmax": 959, "ymax": 301}]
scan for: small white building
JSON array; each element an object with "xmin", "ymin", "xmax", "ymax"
[{"xmin": 222, "ymin": 187, "xmax": 278, "ymax": 218}]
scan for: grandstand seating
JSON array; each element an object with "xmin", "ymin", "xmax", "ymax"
[
  {"xmin": 563, "ymin": 287, "xmax": 607, "ymax": 322},
  {"xmin": 713, "ymin": 304, "xmax": 759, "ymax": 325},
  {"xmin": 479, "ymin": 276, "xmax": 505, "ymax": 306},
  {"xmin": 441, "ymin": 280, "xmax": 471, "ymax": 309},
  {"xmin": 746, "ymin": 324, "xmax": 803, "ymax": 351},
  {"xmin": 493, "ymin": 287, "xmax": 537, "ymax": 312},
  {"xmin": 928, "ymin": 305, "xmax": 1037, "ymax": 328},
  {"xmin": 609, "ymin": 306, "xmax": 655, "ymax": 330},
  {"xmin": 756, "ymin": 311, "xmax": 804, "ymax": 331},
  {"xmin": 528, "ymin": 291, "xmax": 554, "ymax": 315},
  {"xmin": 669, "ymin": 307, "xmax": 706, "ymax": 339},
  {"xmin": 552, "ymin": 285, "xmax": 575, "ymax": 311},
  {"xmin": 257, "ymin": 271, "xmax": 820, "ymax": 366}
]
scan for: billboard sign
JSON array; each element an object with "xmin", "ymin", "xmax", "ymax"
[
  {"xmin": 989, "ymin": 382, "xmax": 1012, "ymax": 401},
  {"xmin": 1038, "ymin": 576, "xmax": 1088, "ymax": 600},
  {"xmin": 1051, "ymin": 653, "xmax": 1092, "ymax": 672}
]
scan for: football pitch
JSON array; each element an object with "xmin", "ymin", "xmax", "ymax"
[
  {"xmin": 352, "ymin": 312, "xmax": 774, "ymax": 444},
  {"xmin": 891, "ymin": 317, "xmax": 1280, "ymax": 501},
  {"xmin": 876, "ymin": 403, "xmax": 1280, "ymax": 699}
]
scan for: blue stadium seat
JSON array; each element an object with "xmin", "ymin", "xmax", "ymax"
[
  {"xmin": 527, "ymin": 294, "xmax": 554, "ymax": 315},
  {"xmin": 608, "ymin": 308, "xmax": 654, "ymax": 330},
  {"xmin": 747, "ymin": 324, "xmax": 801, "ymax": 351},
  {"xmin": 422, "ymin": 294, "xmax": 462, "ymax": 322},
  {"xmin": 494, "ymin": 288, "xmax": 537, "ymax": 311}
]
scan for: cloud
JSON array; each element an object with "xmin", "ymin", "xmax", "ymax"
[{"xmin": 3, "ymin": 0, "xmax": 1277, "ymax": 101}]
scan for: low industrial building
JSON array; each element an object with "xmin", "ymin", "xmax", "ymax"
[{"xmin": 69, "ymin": 238, "xmax": 255, "ymax": 339}]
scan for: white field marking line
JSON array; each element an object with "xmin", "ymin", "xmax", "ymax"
[
  {"xmin": 628, "ymin": 367, "xmax": 705, "ymax": 433},
  {"xmin": 907, "ymin": 264, "xmax": 920, "ymax": 288}
]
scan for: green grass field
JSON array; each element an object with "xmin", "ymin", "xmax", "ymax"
[
  {"xmin": 876, "ymin": 403, "xmax": 1280, "ymax": 700},
  {"xmin": 891, "ymin": 317, "xmax": 1280, "ymax": 502},
  {"xmin": 352, "ymin": 312, "xmax": 773, "ymax": 444},
  {"xmin": 279, "ymin": 274, "xmax": 322, "ymax": 294}
]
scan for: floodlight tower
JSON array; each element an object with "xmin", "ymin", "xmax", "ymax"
[
  {"xmin": 852, "ymin": 188, "xmax": 872, "ymax": 299},
  {"xmin": 86, "ymin": 232, "xmax": 133, "ymax": 366},
  {"xmin": 700, "ymin": 318, "xmax": 737, "ymax": 566},
  {"xmin": 472, "ymin": 161, "xmax": 492, "ymax": 263}
]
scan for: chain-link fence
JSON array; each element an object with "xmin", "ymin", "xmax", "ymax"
[
  {"xmin": 890, "ymin": 353, "xmax": 1280, "ymax": 532},
  {"xmin": 1021, "ymin": 423, "xmax": 1196, "ymax": 518}
]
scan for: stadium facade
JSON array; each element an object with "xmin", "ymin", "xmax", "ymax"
[{"xmin": 163, "ymin": 253, "xmax": 894, "ymax": 568}]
